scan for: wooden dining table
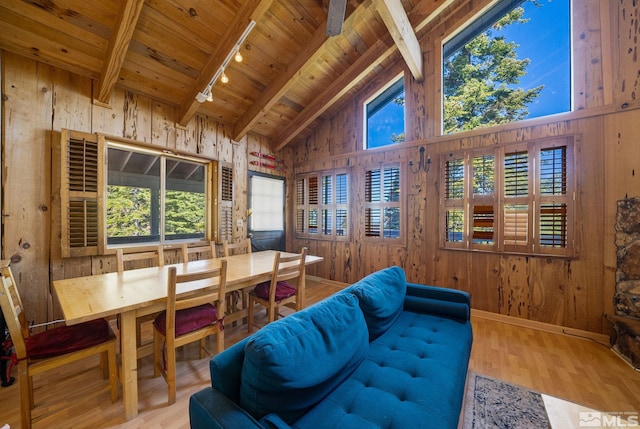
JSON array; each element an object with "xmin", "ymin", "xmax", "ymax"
[{"xmin": 53, "ymin": 250, "xmax": 322, "ymax": 421}]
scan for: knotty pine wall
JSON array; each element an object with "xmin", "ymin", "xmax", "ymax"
[
  {"xmin": 288, "ymin": 0, "xmax": 640, "ymax": 335},
  {"xmin": 0, "ymin": 51, "xmax": 287, "ymax": 324}
]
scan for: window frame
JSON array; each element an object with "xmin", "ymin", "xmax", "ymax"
[
  {"xmin": 105, "ymin": 141, "xmax": 213, "ymax": 247},
  {"xmin": 295, "ymin": 169, "xmax": 350, "ymax": 241},
  {"xmin": 440, "ymin": 136, "xmax": 576, "ymax": 257},
  {"xmin": 58, "ymin": 129, "xmax": 219, "ymax": 257},
  {"xmin": 364, "ymin": 74, "xmax": 406, "ymax": 150},
  {"xmin": 441, "ymin": 0, "xmax": 572, "ymax": 134}
]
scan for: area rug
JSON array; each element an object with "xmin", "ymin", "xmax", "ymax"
[{"xmin": 462, "ymin": 372, "xmax": 550, "ymax": 429}]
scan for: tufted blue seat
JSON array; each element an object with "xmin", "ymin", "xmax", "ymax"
[
  {"xmin": 291, "ymin": 312, "xmax": 471, "ymax": 428},
  {"xmin": 189, "ymin": 266, "xmax": 472, "ymax": 429}
]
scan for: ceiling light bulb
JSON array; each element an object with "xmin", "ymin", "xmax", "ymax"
[
  {"xmin": 206, "ymin": 91, "xmax": 213, "ymax": 102},
  {"xmin": 221, "ymin": 72, "xmax": 229, "ymax": 84},
  {"xmin": 234, "ymin": 50, "xmax": 243, "ymax": 62}
]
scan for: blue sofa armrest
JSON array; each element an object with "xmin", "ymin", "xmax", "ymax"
[
  {"xmin": 209, "ymin": 337, "xmax": 250, "ymax": 402},
  {"xmin": 404, "ymin": 283, "xmax": 471, "ymax": 321},
  {"xmin": 190, "ymin": 387, "xmax": 263, "ymax": 429}
]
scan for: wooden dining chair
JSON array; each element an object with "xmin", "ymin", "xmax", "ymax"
[
  {"xmin": 222, "ymin": 238, "xmax": 252, "ymax": 320},
  {"xmin": 181, "ymin": 241, "xmax": 217, "ymax": 263},
  {"xmin": 222, "ymin": 238, "xmax": 252, "ymax": 257},
  {"xmin": 153, "ymin": 259, "xmax": 227, "ymax": 405},
  {"xmin": 115, "ymin": 245, "xmax": 164, "ymax": 357},
  {"xmin": 247, "ymin": 248, "xmax": 307, "ymax": 333},
  {"xmin": 116, "ymin": 245, "xmax": 164, "ymax": 273},
  {"xmin": 0, "ymin": 261, "xmax": 118, "ymax": 429}
]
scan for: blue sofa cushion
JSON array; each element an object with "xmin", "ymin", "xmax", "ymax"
[
  {"xmin": 290, "ymin": 311, "xmax": 473, "ymax": 429},
  {"xmin": 239, "ymin": 293, "xmax": 369, "ymax": 424},
  {"xmin": 347, "ymin": 266, "xmax": 406, "ymax": 340}
]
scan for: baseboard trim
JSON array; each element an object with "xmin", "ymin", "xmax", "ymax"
[
  {"xmin": 306, "ymin": 276, "xmax": 611, "ymax": 345},
  {"xmin": 471, "ymin": 309, "xmax": 611, "ymax": 346},
  {"xmin": 306, "ymin": 275, "xmax": 349, "ymax": 289}
]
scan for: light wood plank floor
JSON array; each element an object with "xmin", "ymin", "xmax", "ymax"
[{"xmin": 1, "ymin": 277, "xmax": 638, "ymax": 428}]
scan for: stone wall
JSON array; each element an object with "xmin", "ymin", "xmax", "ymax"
[
  {"xmin": 613, "ymin": 197, "xmax": 640, "ymax": 369},
  {"xmin": 615, "ymin": 197, "xmax": 640, "ymax": 319}
]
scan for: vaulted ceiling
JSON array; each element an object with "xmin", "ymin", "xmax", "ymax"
[{"xmin": 0, "ymin": 0, "xmax": 456, "ymax": 149}]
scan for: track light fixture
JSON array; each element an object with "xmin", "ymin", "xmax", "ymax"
[{"xmin": 196, "ymin": 20, "xmax": 256, "ymax": 103}]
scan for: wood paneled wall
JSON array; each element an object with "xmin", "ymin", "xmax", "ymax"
[
  {"xmin": 288, "ymin": 0, "xmax": 640, "ymax": 335},
  {"xmin": 0, "ymin": 51, "xmax": 284, "ymax": 325},
  {"xmin": 1, "ymin": 0, "xmax": 638, "ymax": 335}
]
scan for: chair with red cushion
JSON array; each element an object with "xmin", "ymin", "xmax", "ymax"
[
  {"xmin": 153, "ymin": 259, "xmax": 227, "ymax": 405},
  {"xmin": 0, "ymin": 260, "xmax": 118, "ymax": 429},
  {"xmin": 247, "ymin": 248, "xmax": 307, "ymax": 333}
]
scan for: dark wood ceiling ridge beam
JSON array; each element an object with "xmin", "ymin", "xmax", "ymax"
[
  {"xmin": 176, "ymin": 0, "xmax": 274, "ymax": 128},
  {"xmin": 272, "ymin": 0, "xmax": 458, "ymax": 151},
  {"xmin": 94, "ymin": 0, "xmax": 146, "ymax": 106}
]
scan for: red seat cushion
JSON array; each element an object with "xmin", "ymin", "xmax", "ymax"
[
  {"xmin": 253, "ymin": 281, "xmax": 297, "ymax": 302},
  {"xmin": 153, "ymin": 304, "xmax": 218, "ymax": 337},
  {"xmin": 26, "ymin": 318, "xmax": 111, "ymax": 359}
]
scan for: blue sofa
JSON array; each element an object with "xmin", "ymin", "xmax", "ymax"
[{"xmin": 189, "ymin": 266, "xmax": 473, "ymax": 429}]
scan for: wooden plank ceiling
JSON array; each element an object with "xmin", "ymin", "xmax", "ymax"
[{"xmin": 0, "ymin": 0, "xmax": 454, "ymax": 150}]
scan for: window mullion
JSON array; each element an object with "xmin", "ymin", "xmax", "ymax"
[{"xmin": 159, "ymin": 157, "xmax": 166, "ymax": 243}]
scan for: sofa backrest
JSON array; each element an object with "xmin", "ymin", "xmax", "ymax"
[
  {"xmin": 238, "ymin": 292, "xmax": 369, "ymax": 424},
  {"xmin": 345, "ymin": 266, "xmax": 407, "ymax": 340}
]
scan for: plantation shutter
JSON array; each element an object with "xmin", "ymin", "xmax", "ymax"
[
  {"xmin": 321, "ymin": 175, "xmax": 333, "ymax": 235},
  {"xmin": 536, "ymin": 139, "xmax": 573, "ymax": 256},
  {"xmin": 308, "ymin": 175, "xmax": 319, "ymax": 235},
  {"xmin": 295, "ymin": 177, "xmax": 306, "ymax": 234},
  {"xmin": 295, "ymin": 170, "xmax": 349, "ymax": 240},
  {"xmin": 471, "ymin": 152, "xmax": 496, "ymax": 249},
  {"xmin": 335, "ymin": 173, "xmax": 348, "ymax": 237},
  {"xmin": 60, "ymin": 129, "xmax": 104, "ymax": 258},
  {"xmin": 365, "ymin": 165, "xmax": 402, "ymax": 241},
  {"xmin": 365, "ymin": 168, "xmax": 381, "ymax": 237},
  {"xmin": 218, "ymin": 163, "xmax": 233, "ymax": 243},
  {"xmin": 442, "ymin": 156, "xmax": 465, "ymax": 247},
  {"xmin": 502, "ymin": 146, "xmax": 531, "ymax": 252}
]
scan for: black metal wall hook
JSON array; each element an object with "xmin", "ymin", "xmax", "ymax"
[{"xmin": 409, "ymin": 146, "xmax": 431, "ymax": 173}]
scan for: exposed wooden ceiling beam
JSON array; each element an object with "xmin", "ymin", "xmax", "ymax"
[
  {"xmin": 231, "ymin": 21, "xmax": 329, "ymax": 142},
  {"xmin": 176, "ymin": 0, "xmax": 273, "ymax": 128},
  {"xmin": 272, "ymin": 0, "xmax": 456, "ymax": 150},
  {"xmin": 94, "ymin": 0, "xmax": 145, "ymax": 106},
  {"xmin": 409, "ymin": 0, "xmax": 457, "ymax": 33},
  {"xmin": 272, "ymin": 37, "xmax": 396, "ymax": 151},
  {"xmin": 374, "ymin": 0, "xmax": 423, "ymax": 82},
  {"xmin": 232, "ymin": 1, "xmax": 366, "ymax": 142}
]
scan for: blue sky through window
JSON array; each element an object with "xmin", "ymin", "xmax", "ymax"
[
  {"xmin": 366, "ymin": 0, "xmax": 571, "ymax": 148},
  {"xmin": 367, "ymin": 94, "xmax": 405, "ymax": 149},
  {"xmin": 495, "ymin": 0, "xmax": 571, "ymax": 117}
]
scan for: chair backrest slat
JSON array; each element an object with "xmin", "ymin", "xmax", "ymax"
[
  {"xmin": 0, "ymin": 262, "xmax": 30, "ymax": 359},
  {"xmin": 181, "ymin": 241, "xmax": 217, "ymax": 263},
  {"xmin": 269, "ymin": 248, "xmax": 307, "ymax": 301},
  {"xmin": 222, "ymin": 238, "xmax": 252, "ymax": 257},
  {"xmin": 116, "ymin": 245, "xmax": 164, "ymax": 273},
  {"xmin": 166, "ymin": 259, "xmax": 227, "ymax": 323}
]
